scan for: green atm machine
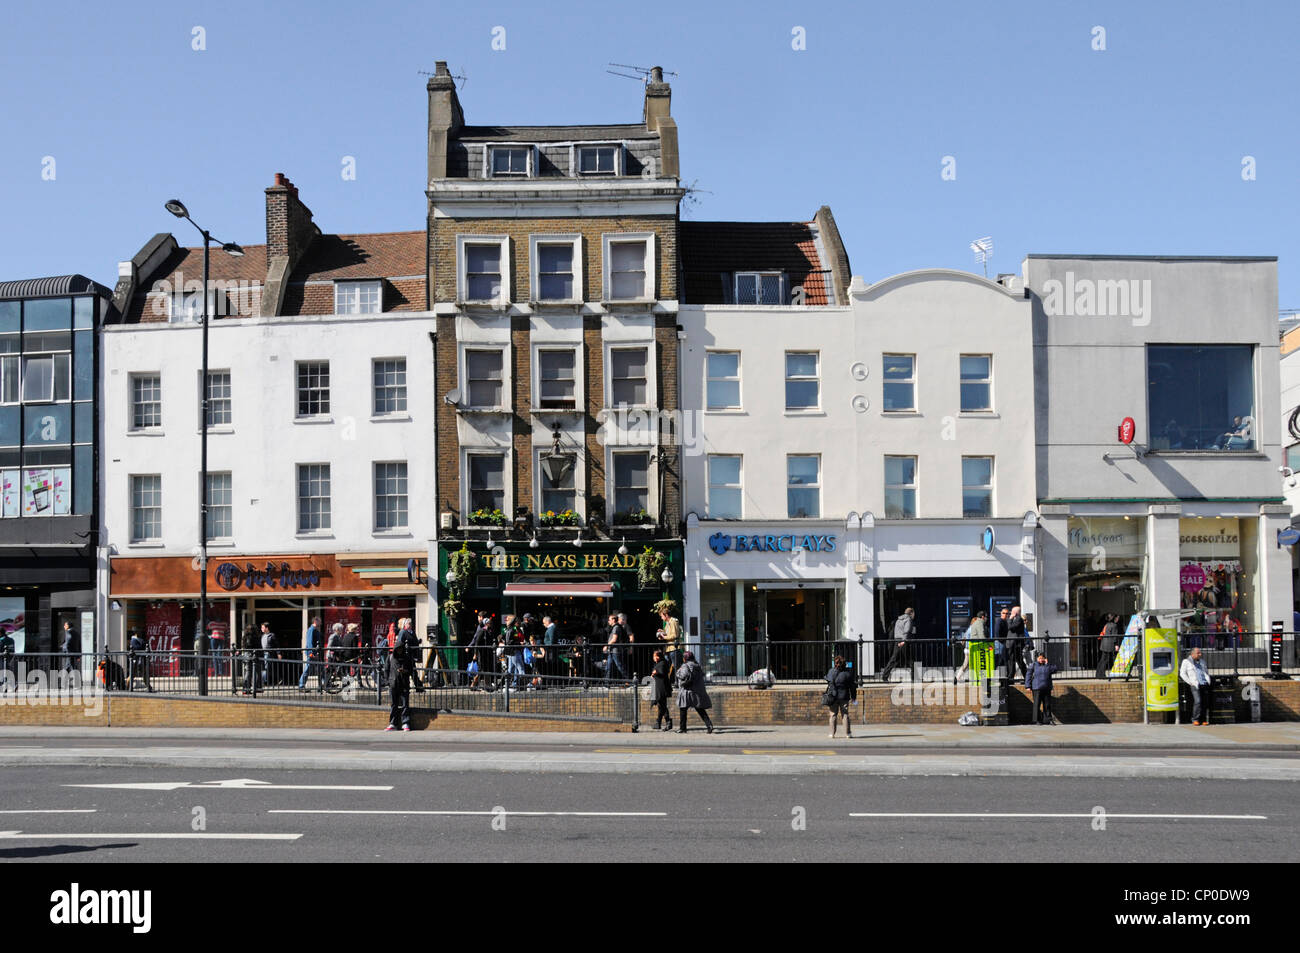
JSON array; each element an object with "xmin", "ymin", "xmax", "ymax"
[{"xmin": 1139, "ymin": 610, "xmax": 1192, "ymax": 724}]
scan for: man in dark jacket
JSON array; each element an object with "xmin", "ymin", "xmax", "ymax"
[
  {"xmin": 825, "ymin": 655, "xmax": 856, "ymax": 738},
  {"xmin": 1005, "ymin": 606, "xmax": 1028, "ymax": 682},
  {"xmin": 298, "ymin": 616, "xmax": 323, "ymax": 691},
  {"xmin": 127, "ymin": 628, "xmax": 154, "ymax": 693},
  {"xmin": 386, "ymin": 631, "xmax": 423, "ymax": 731},
  {"xmin": 0, "ymin": 628, "xmax": 15, "ymax": 693},
  {"xmin": 61, "ymin": 621, "xmax": 80, "ymax": 674},
  {"xmin": 880, "ymin": 609, "xmax": 915, "ymax": 682},
  {"xmin": 1026, "ymin": 650, "xmax": 1059, "ymax": 725},
  {"xmin": 1096, "ymin": 614, "xmax": 1120, "ymax": 678}
]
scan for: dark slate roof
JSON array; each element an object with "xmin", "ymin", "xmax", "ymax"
[
  {"xmin": 457, "ymin": 124, "xmax": 657, "ymax": 142},
  {"xmin": 0, "ymin": 274, "xmax": 111, "ymax": 300},
  {"xmin": 679, "ymin": 221, "xmax": 830, "ymax": 305}
]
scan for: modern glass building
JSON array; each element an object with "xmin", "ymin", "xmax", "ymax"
[{"xmin": 0, "ymin": 275, "xmax": 110, "ymax": 659}]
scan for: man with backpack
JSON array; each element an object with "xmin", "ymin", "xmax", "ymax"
[{"xmin": 385, "ymin": 626, "xmax": 423, "ymax": 732}]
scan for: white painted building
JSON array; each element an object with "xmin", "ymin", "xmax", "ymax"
[{"xmin": 679, "ymin": 227, "xmax": 1037, "ymax": 678}]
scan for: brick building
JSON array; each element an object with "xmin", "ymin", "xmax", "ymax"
[{"xmin": 425, "ymin": 61, "xmax": 685, "ymax": 660}]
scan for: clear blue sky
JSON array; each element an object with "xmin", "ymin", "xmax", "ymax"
[{"xmin": 2, "ymin": 0, "xmax": 1297, "ymax": 307}]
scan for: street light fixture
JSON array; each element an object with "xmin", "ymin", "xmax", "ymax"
[{"xmin": 165, "ymin": 199, "xmax": 244, "ymax": 697}]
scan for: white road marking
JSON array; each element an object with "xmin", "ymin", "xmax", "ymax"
[
  {"xmin": 0, "ymin": 809, "xmax": 96, "ymax": 814},
  {"xmin": 66, "ymin": 778, "xmax": 392, "ymax": 792},
  {"xmin": 268, "ymin": 809, "xmax": 667, "ymax": 817},
  {"xmin": 0, "ymin": 831, "xmax": 302, "ymax": 840},
  {"xmin": 850, "ymin": 812, "xmax": 1267, "ymax": 820}
]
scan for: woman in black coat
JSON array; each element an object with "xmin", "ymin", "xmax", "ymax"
[
  {"xmin": 824, "ymin": 655, "xmax": 856, "ymax": 738},
  {"xmin": 673, "ymin": 651, "xmax": 714, "ymax": 734},
  {"xmin": 649, "ymin": 649, "xmax": 673, "ymax": 731}
]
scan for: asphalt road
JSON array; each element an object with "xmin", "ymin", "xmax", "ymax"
[{"xmin": 1, "ymin": 765, "xmax": 1293, "ymax": 862}]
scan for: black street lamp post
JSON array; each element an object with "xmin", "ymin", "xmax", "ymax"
[{"xmin": 165, "ymin": 199, "xmax": 243, "ymax": 696}]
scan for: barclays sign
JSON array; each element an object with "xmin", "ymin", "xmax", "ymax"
[{"xmin": 708, "ymin": 532, "xmax": 837, "ymax": 556}]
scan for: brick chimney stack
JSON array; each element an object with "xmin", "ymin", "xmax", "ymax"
[
  {"xmin": 643, "ymin": 66, "xmax": 678, "ymax": 179},
  {"xmin": 427, "ymin": 61, "xmax": 464, "ymax": 184},
  {"xmin": 260, "ymin": 173, "xmax": 319, "ymax": 316}
]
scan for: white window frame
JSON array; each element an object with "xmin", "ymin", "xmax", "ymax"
[
  {"xmin": 734, "ymin": 271, "xmax": 785, "ymax": 305},
  {"xmin": 601, "ymin": 232, "xmax": 655, "ymax": 303},
  {"xmin": 130, "ymin": 373, "xmax": 162, "ymax": 431},
  {"xmin": 461, "ymin": 346, "xmax": 508, "ymax": 411},
  {"xmin": 606, "ymin": 343, "xmax": 652, "ymax": 409},
  {"xmin": 296, "ymin": 463, "xmax": 332, "ymax": 536},
  {"xmin": 534, "ymin": 446, "xmax": 580, "ymax": 520},
  {"xmin": 372, "ymin": 358, "xmax": 408, "ymax": 417},
  {"xmin": 294, "ymin": 361, "xmax": 331, "ymax": 420},
  {"xmin": 705, "ymin": 350, "xmax": 742, "ymax": 412},
  {"xmin": 334, "ymin": 280, "xmax": 382, "ymax": 315},
  {"xmin": 707, "ymin": 454, "xmax": 743, "ymax": 520},
  {"xmin": 786, "ymin": 454, "xmax": 821, "ymax": 519},
  {"xmin": 784, "ymin": 351, "xmax": 820, "ymax": 412},
  {"xmin": 884, "ymin": 455, "xmax": 918, "ymax": 519},
  {"xmin": 129, "ymin": 474, "xmax": 162, "ymax": 543},
  {"xmin": 201, "ymin": 370, "xmax": 232, "ymax": 430},
  {"xmin": 456, "ymin": 234, "xmax": 511, "ymax": 306},
  {"xmin": 464, "ymin": 450, "xmax": 510, "ymax": 519},
  {"xmin": 205, "ymin": 471, "xmax": 233, "ymax": 542},
  {"xmin": 573, "ymin": 143, "xmax": 622, "ymax": 177},
  {"xmin": 959, "ymin": 354, "xmax": 994, "ymax": 413},
  {"xmin": 528, "ymin": 234, "xmax": 583, "ymax": 304},
  {"xmin": 961, "ymin": 455, "xmax": 994, "ymax": 519},
  {"xmin": 168, "ymin": 289, "xmax": 219, "ymax": 324},
  {"xmin": 533, "ymin": 345, "xmax": 579, "ymax": 411},
  {"xmin": 485, "ymin": 143, "xmax": 535, "ymax": 179},
  {"xmin": 609, "ymin": 448, "xmax": 654, "ymax": 524},
  {"xmin": 883, "ymin": 353, "xmax": 917, "ymax": 413},
  {"xmin": 373, "ymin": 461, "xmax": 409, "ymax": 534}
]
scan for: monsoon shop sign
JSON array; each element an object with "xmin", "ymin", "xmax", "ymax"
[
  {"xmin": 214, "ymin": 562, "xmax": 322, "ymax": 591},
  {"xmin": 708, "ymin": 532, "xmax": 837, "ymax": 556}
]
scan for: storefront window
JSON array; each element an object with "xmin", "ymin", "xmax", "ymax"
[
  {"xmin": 1178, "ymin": 517, "xmax": 1254, "ymax": 635},
  {"xmin": 1148, "ymin": 345, "xmax": 1255, "ymax": 451},
  {"xmin": 1067, "ymin": 516, "xmax": 1145, "ymax": 639}
]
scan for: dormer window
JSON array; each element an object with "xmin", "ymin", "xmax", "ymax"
[
  {"xmin": 169, "ymin": 290, "xmax": 220, "ymax": 324},
  {"xmin": 489, "ymin": 145, "xmax": 532, "ymax": 177},
  {"xmin": 576, "ymin": 144, "xmax": 620, "ymax": 176},
  {"xmin": 334, "ymin": 280, "xmax": 381, "ymax": 315},
  {"xmin": 734, "ymin": 272, "xmax": 784, "ymax": 305}
]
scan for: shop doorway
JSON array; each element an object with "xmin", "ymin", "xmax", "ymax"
[
  {"xmin": 1074, "ymin": 583, "xmax": 1141, "ymax": 669},
  {"xmin": 761, "ymin": 587, "xmax": 836, "ymax": 680}
]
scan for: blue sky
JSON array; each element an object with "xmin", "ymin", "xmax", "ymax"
[{"xmin": 2, "ymin": 0, "xmax": 1297, "ymax": 306}]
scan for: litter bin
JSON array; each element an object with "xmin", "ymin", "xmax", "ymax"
[
  {"xmin": 1210, "ymin": 675, "xmax": 1238, "ymax": 725},
  {"xmin": 979, "ymin": 675, "xmax": 1009, "ymax": 726}
]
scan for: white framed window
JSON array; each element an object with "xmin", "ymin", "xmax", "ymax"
[
  {"xmin": 602, "ymin": 233, "xmax": 654, "ymax": 302},
  {"xmin": 962, "ymin": 456, "xmax": 993, "ymax": 518},
  {"xmin": 609, "ymin": 347, "xmax": 648, "ymax": 407},
  {"xmin": 0, "ymin": 356, "xmax": 18, "ymax": 405},
  {"xmin": 612, "ymin": 451, "xmax": 650, "ymax": 522},
  {"xmin": 708, "ymin": 455, "xmax": 742, "ymax": 519},
  {"xmin": 883, "ymin": 354, "xmax": 916, "ymax": 412},
  {"xmin": 204, "ymin": 371, "xmax": 231, "ymax": 428},
  {"xmin": 373, "ymin": 359, "xmax": 407, "ymax": 416},
  {"xmin": 130, "ymin": 374, "xmax": 161, "ymax": 430},
  {"xmin": 464, "ymin": 348, "xmax": 505, "ymax": 409},
  {"xmin": 206, "ymin": 472, "xmax": 232, "ymax": 541},
  {"xmin": 334, "ymin": 280, "xmax": 382, "ymax": 315},
  {"xmin": 706, "ymin": 351, "xmax": 741, "ymax": 410},
  {"xmin": 537, "ymin": 448, "xmax": 577, "ymax": 516},
  {"xmin": 130, "ymin": 474, "xmax": 162, "ymax": 542},
  {"xmin": 457, "ymin": 235, "xmax": 510, "ymax": 305},
  {"xmin": 785, "ymin": 351, "xmax": 819, "ymax": 411},
  {"xmin": 374, "ymin": 461, "xmax": 409, "ymax": 532},
  {"xmin": 884, "ymin": 456, "xmax": 917, "ymax": 519},
  {"xmin": 467, "ymin": 452, "xmax": 506, "ymax": 514},
  {"xmin": 960, "ymin": 355, "xmax": 993, "ymax": 412},
  {"xmin": 24, "ymin": 354, "xmax": 70, "ymax": 403},
  {"xmin": 488, "ymin": 145, "xmax": 532, "ymax": 177},
  {"xmin": 787, "ymin": 455, "xmax": 820, "ymax": 518},
  {"xmin": 297, "ymin": 463, "xmax": 331, "ymax": 534},
  {"xmin": 536, "ymin": 348, "xmax": 577, "ymax": 410},
  {"xmin": 295, "ymin": 362, "xmax": 330, "ymax": 418},
  {"xmin": 168, "ymin": 289, "xmax": 219, "ymax": 324},
  {"xmin": 735, "ymin": 272, "xmax": 784, "ymax": 305},
  {"xmin": 576, "ymin": 144, "xmax": 620, "ymax": 176},
  {"xmin": 529, "ymin": 235, "xmax": 582, "ymax": 302}
]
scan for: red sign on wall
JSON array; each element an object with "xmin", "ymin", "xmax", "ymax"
[{"xmin": 1118, "ymin": 417, "xmax": 1136, "ymax": 445}]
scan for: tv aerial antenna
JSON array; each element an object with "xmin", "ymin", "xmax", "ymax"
[
  {"xmin": 606, "ymin": 63, "xmax": 677, "ymax": 83},
  {"xmin": 418, "ymin": 67, "xmax": 468, "ymax": 90},
  {"xmin": 969, "ymin": 236, "xmax": 994, "ymax": 278}
]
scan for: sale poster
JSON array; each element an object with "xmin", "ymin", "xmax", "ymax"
[
  {"xmin": 21, "ymin": 468, "xmax": 52, "ymax": 516},
  {"xmin": 145, "ymin": 602, "xmax": 183, "ymax": 676},
  {"xmin": 1, "ymin": 470, "xmax": 16, "ymax": 518}
]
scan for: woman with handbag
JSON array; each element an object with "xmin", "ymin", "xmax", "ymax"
[
  {"xmin": 650, "ymin": 649, "xmax": 673, "ymax": 730},
  {"xmin": 824, "ymin": 655, "xmax": 856, "ymax": 738},
  {"xmin": 673, "ymin": 651, "xmax": 714, "ymax": 734}
]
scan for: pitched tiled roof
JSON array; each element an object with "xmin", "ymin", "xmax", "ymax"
[
  {"xmin": 288, "ymin": 231, "xmax": 425, "ymax": 283},
  {"xmin": 679, "ymin": 221, "xmax": 830, "ymax": 306}
]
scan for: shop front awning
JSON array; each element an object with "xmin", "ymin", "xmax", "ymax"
[{"xmin": 503, "ymin": 582, "xmax": 614, "ymax": 599}]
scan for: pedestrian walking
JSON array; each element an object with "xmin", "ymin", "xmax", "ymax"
[
  {"xmin": 673, "ymin": 650, "xmax": 714, "ymax": 733},
  {"xmin": 466, "ymin": 612, "xmax": 492, "ymax": 689},
  {"xmin": 824, "ymin": 655, "xmax": 856, "ymax": 738},
  {"xmin": 385, "ymin": 629, "xmax": 423, "ymax": 731},
  {"xmin": 298, "ymin": 616, "xmax": 323, "ymax": 691},
  {"xmin": 0, "ymin": 626, "xmax": 16, "ymax": 692},
  {"xmin": 325, "ymin": 621, "xmax": 345, "ymax": 685},
  {"xmin": 1096, "ymin": 613, "xmax": 1120, "ymax": 679},
  {"xmin": 127, "ymin": 628, "xmax": 154, "ymax": 693},
  {"xmin": 1026, "ymin": 649, "xmax": 1059, "ymax": 725},
  {"xmin": 955, "ymin": 611, "xmax": 987, "ymax": 682},
  {"xmin": 650, "ymin": 649, "xmax": 673, "ymax": 730},
  {"xmin": 61, "ymin": 621, "xmax": 80, "ymax": 675},
  {"xmin": 1180, "ymin": 646, "xmax": 1213, "ymax": 725},
  {"xmin": 1005, "ymin": 606, "xmax": 1029, "ymax": 682},
  {"xmin": 658, "ymin": 606, "xmax": 683, "ymax": 669},
  {"xmin": 239, "ymin": 623, "xmax": 259, "ymax": 694},
  {"xmin": 259, "ymin": 622, "xmax": 278, "ymax": 686},
  {"xmin": 880, "ymin": 608, "xmax": 915, "ymax": 682},
  {"xmin": 604, "ymin": 613, "xmax": 628, "ymax": 682}
]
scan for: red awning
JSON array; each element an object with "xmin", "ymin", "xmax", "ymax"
[{"xmin": 503, "ymin": 583, "xmax": 614, "ymax": 598}]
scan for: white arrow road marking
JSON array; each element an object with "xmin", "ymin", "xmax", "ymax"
[
  {"xmin": 850, "ymin": 812, "xmax": 1267, "ymax": 820},
  {"xmin": 65, "ymin": 778, "xmax": 392, "ymax": 792},
  {"xmin": 269, "ymin": 809, "xmax": 667, "ymax": 817},
  {"xmin": 0, "ymin": 809, "xmax": 96, "ymax": 814},
  {"xmin": 0, "ymin": 831, "xmax": 302, "ymax": 840}
]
